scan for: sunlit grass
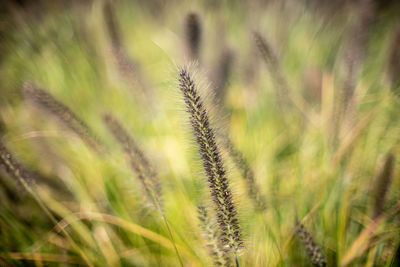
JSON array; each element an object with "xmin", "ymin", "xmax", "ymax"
[{"xmin": 0, "ymin": 0, "xmax": 399, "ymax": 266}]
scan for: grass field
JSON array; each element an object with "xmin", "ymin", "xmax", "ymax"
[{"xmin": 0, "ymin": 0, "xmax": 399, "ymax": 266}]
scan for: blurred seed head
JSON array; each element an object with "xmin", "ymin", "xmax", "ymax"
[
  {"xmin": 388, "ymin": 24, "xmax": 400, "ymax": 94},
  {"xmin": 22, "ymin": 82, "xmax": 104, "ymax": 154},
  {"xmin": 0, "ymin": 141, "xmax": 34, "ymax": 186},
  {"xmin": 103, "ymin": 113, "xmax": 163, "ymax": 211},
  {"xmin": 184, "ymin": 12, "xmax": 202, "ymax": 62},
  {"xmin": 295, "ymin": 221, "xmax": 326, "ymax": 267},
  {"xmin": 197, "ymin": 205, "xmax": 229, "ymax": 266}
]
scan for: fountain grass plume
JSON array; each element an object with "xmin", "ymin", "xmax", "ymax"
[
  {"xmin": 103, "ymin": 1, "xmax": 154, "ymax": 108},
  {"xmin": 197, "ymin": 205, "xmax": 229, "ymax": 266},
  {"xmin": 103, "ymin": 113, "xmax": 162, "ymax": 210},
  {"xmin": 225, "ymin": 139, "xmax": 267, "ymax": 212},
  {"xmin": 184, "ymin": 12, "xmax": 202, "ymax": 61},
  {"xmin": 253, "ymin": 31, "xmax": 292, "ymax": 110},
  {"xmin": 103, "ymin": 114, "xmax": 185, "ymax": 266},
  {"xmin": 0, "ymin": 141, "xmax": 34, "ymax": 185},
  {"xmin": 178, "ymin": 68, "xmax": 242, "ymax": 261},
  {"xmin": 22, "ymin": 82, "xmax": 104, "ymax": 154},
  {"xmin": 295, "ymin": 221, "xmax": 326, "ymax": 267}
]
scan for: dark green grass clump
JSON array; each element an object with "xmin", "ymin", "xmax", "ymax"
[{"xmin": 178, "ymin": 68, "xmax": 242, "ymax": 258}]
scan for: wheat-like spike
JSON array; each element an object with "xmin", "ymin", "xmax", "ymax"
[
  {"xmin": 0, "ymin": 141, "xmax": 34, "ymax": 185},
  {"xmin": 22, "ymin": 82, "xmax": 104, "ymax": 154},
  {"xmin": 178, "ymin": 68, "xmax": 242, "ymax": 257},
  {"xmin": 197, "ymin": 205, "xmax": 230, "ymax": 266},
  {"xmin": 103, "ymin": 114, "xmax": 162, "ymax": 210},
  {"xmin": 295, "ymin": 221, "xmax": 327, "ymax": 267},
  {"xmin": 225, "ymin": 139, "xmax": 267, "ymax": 212},
  {"xmin": 184, "ymin": 12, "xmax": 202, "ymax": 61},
  {"xmin": 371, "ymin": 152, "xmax": 395, "ymax": 219}
]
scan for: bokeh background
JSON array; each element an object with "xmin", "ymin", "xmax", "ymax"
[{"xmin": 0, "ymin": 0, "xmax": 400, "ymax": 266}]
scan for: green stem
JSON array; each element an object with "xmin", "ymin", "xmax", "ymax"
[{"xmin": 162, "ymin": 214, "xmax": 184, "ymax": 267}]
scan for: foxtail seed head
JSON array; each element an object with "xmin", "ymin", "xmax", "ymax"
[
  {"xmin": 103, "ymin": 114, "xmax": 162, "ymax": 211},
  {"xmin": 295, "ymin": 221, "xmax": 326, "ymax": 267},
  {"xmin": 23, "ymin": 82, "xmax": 104, "ymax": 154},
  {"xmin": 178, "ymin": 68, "xmax": 242, "ymax": 254}
]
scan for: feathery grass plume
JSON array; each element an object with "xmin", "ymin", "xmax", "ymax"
[
  {"xmin": 23, "ymin": 82, "xmax": 104, "ymax": 154},
  {"xmin": 371, "ymin": 152, "xmax": 395, "ymax": 219},
  {"xmin": 178, "ymin": 68, "xmax": 242, "ymax": 262},
  {"xmin": 103, "ymin": 2, "xmax": 154, "ymax": 108},
  {"xmin": 184, "ymin": 12, "xmax": 202, "ymax": 62},
  {"xmin": 0, "ymin": 141, "xmax": 34, "ymax": 185},
  {"xmin": 103, "ymin": 114, "xmax": 162, "ymax": 210},
  {"xmin": 253, "ymin": 31, "xmax": 292, "ymax": 110},
  {"xmin": 212, "ymin": 48, "xmax": 234, "ymax": 105},
  {"xmin": 103, "ymin": 0, "xmax": 122, "ymax": 48},
  {"xmin": 225, "ymin": 139, "xmax": 267, "ymax": 212},
  {"xmin": 103, "ymin": 114, "xmax": 184, "ymax": 266},
  {"xmin": 340, "ymin": 0, "xmax": 375, "ymax": 118},
  {"xmin": 295, "ymin": 221, "xmax": 327, "ymax": 267},
  {"xmin": 197, "ymin": 205, "xmax": 229, "ymax": 266},
  {"xmin": 387, "ymin": 24, "xmax": 400, "ymax": 94}
]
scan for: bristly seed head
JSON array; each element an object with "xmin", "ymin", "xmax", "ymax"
[
  {"xmin": 295, "ymin": 221, "xmax": 326, "ymax": 267},
  {"xmin": 226, "ymin": 139, "xmax": 267, "ymax": 212},
  {"xmin": 22, "ymin": 82, "xmax": 104, "ymax": 154},
  {"xmin": 103, "ymin": 114, "xmax": 163, "ymax": 211},
  {"xmin": 197, "ymin": 205, "xmax": 230, "ymax": 266},
  {"xmin": 178, "ymin": 68, "xmax": 242, "ymax": 255},
  {"xmin": 0, "ymin": 141, "xmax": 34, "ymax": 186}
]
